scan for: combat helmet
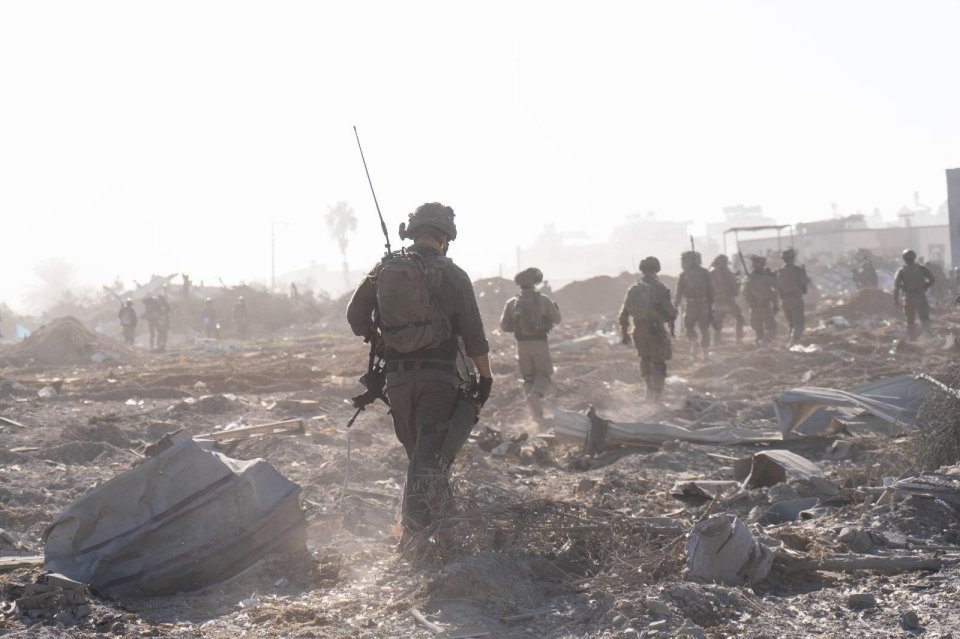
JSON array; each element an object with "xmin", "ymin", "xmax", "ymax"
[
  {"xmin": 711, "ymin": 254, "xmax": 729, "ymax": 268},
  {"xmin": 399, "ymin": 202, "xmax": 457, "ymax": 241},
  {"xmin": 902, "ymin": 249, "xmax": 917, "ymax": 264},
  {"xmin": 639, "ymin": 256, "xmax": 661, "ymax": 273},
  {"xmin": 781, "ymin": 248, "xmax": 796, "ymax": 263},
  {"xmin": 514, "ymin": 267, "xmax": 544, "ymax": 288}
]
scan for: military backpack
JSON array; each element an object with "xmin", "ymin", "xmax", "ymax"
[
  {"xmin": 375, "ymin": 251, "xmax": 452, "ymax": 353},
  {"xmin": 513, "ymin": 292, "xmax": 547, "ymax": 338}
]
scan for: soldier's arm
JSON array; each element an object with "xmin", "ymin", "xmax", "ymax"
[
  {"xmin": 450, "ymin": 266, "xmax": 490, "ymax": 359},
  {"xmin": 705, "ymin": 271, "xmax": 715, "ymax": 306},
  {"xmin": 893, "ymin": 270, "xmax": 903, "ymax": 302},
  {"xmin": 346, "ymin": 274, "xmax": 379, "ymax": 340},
  {"xmin": 922, "ymin": 267, "xmax": 935, "ymax": 289},
  {"xmin": 618, "ymin": 290, "xmax": 633, "ymax": 332},
  {"xmin": 674, "ymin": 274, "xmax": 685, "ymax": 306},
  {"xmin": 544, "ymin": 296, "xmax": 561, "ymax": 325},
  {"xmin": 499, "ymin": 299, "xmax": 516, "ymax": 333},
  {"xmin": 659, "ymin": 286, "xmax": 678, "ymax": 322}
]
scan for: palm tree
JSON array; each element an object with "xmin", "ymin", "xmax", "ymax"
[{"xmin": 325, "ymin": 201, "xmax": 357, "ymax": 289}]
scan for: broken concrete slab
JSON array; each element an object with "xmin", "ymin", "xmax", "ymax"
[
  {"xmin": 684, "ymin": 514, "xmax": 777, "ymax": 586},
  {"xmin": 555, "ymin": 408, "xmax": 781, "ymax": 453},
  {"xmin": 774, "ymin": 373, "xmax": 938, "ymax": 436},
  {"xmin": 44, "ymin": 439, "xmax": 306, "ymax": 598},
  {"xmin": 734, "ymin": 450, "xmax": 826, "ymax": 489}
]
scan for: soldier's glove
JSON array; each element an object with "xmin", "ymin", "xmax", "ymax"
[
  {"xmin": 475, "ymin": 376, "xmax": 493, "ymax": 408},
  {"xmin": 351, "ymin": 366, "xmax": 388, "ymax": 410}
]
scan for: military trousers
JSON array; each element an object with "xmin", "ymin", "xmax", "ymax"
[
  {"xmin": 749, "ymin": 306, "xmax": 777, "ymax": 344},
  {"xmin": 904, "ymin": 293, "xmax": 931, "ymax": 340},
  {"xmin": 712, "ymin": 298, "xmax": 744, "ymax": 341},
  {"xmin": 121, "ymin": 325, "xmax": 136, "ymax": 345},
  {"xmin": 516, "ymin": 339, "xmax": 553, "ymax": 419},
  {"xmin": 683, "ymin": 299, "xmax": 711, "ymax": 348},
  {"xmin": 780, "ymin": 295, "xmax": 805, "ymax": 342},
  {"xmin": 385, "ymin": 371, "xmax": 462, "ymax": 535}
]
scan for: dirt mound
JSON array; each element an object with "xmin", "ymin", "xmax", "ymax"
[
  {"xmin": 820, "ymin": 287, "xmax": 897, "ymax": 320},
  {"xmin": 554, "ymin": 272, "xmax": 678, "ymax": 319},
  {"xmin": 473, "ymin": 277, "xmax": 515, "ymax": 325},
  {"xmin": 7, "ymin": 317, "xmax": 133, "ymax": 365}
]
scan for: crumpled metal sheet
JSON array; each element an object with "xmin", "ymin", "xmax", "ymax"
[
  {"xmin": 773, "ymin": 374, "xmax": 937, "ymax": 435},
  {"xmin": 685, "ymin": 514, "xmax": 777, "ymax": 586},
  {"xmin": 43, "ymin": 439, "xmax": 306, "ymax": 599}
]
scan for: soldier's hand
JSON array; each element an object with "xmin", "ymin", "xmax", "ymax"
[{"xmin": 475, "ymin": 376, "xmax": 493, "ymax": 408}]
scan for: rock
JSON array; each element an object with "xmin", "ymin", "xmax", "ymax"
[
  {"xmin": 575, "ymin": 478, "xmax": 598, "ymax": 495},
  {"xmin": 847, "ymin": 593, "xmax": 877, "ymax": 610},
  {"xmin": 900, "ymin": 609, "xmax": 920, "ymax": 630},
  {"xmin": 644, "ymin": 598, "xmax": 671, "ymax": 617}
]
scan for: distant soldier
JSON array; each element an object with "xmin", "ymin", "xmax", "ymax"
[
  {"xmin": 201, "ymin": 298, "xmax": 219, "ymax": 339},
  {"xmin": 118, "ymin": 299, "xmax": 138, "ymax": 346},
  {"xmin": 925, "ymin": 260, "xmax": 949, "ymax": 305},
  {"xmin": 743, "ymin": 255, "xmax": 779, "ymax": 346},
  {"xmin": 674, "ymin": 251, "xmax": 714, "ymax": 359},
  {"xmin": 499, "ymin": 267, "xmax": 562, "ymax": 422},
  {"xmin": 775, "ymin": 248, "xmax": 810, "ymax": 345},
  {"xmin": 233, "ymin": 296, "xmax": 250, "ymax": 339},
  {"xmin": 709, "ymin": 254, "xmax": 744, "ymax": 344},
  {"xmin": 156, "ymin": 292, "xmax": 171, "ymax": 351},
  {"xmin": 894, "ymin": 249, "xmax": 935, "ymax": 340},
  {"xmin": 619, "ymin": 256, "xmax": 677, "ymax": 404},
  {"xmin": 853, "ymin": 256, "xmax": 878, "ymax": 290},
  {"xmin": 143, "ymin": 295, "xmax": 161, "ymax": 351}
]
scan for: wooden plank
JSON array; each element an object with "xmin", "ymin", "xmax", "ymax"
[
  {"xmin": 0, "ymin": 555, "xmax": 44, "ymax": 572},
  {"xmin": 196, "ymin": 419, "xmax": 305, "ymax": 442},
  {"xmin": 0, "ymin": 416, "xmax": 28, "ymax": 430}
]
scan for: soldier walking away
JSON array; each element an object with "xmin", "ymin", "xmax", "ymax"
[
  {"xmin": 743, "ymin": 255, "xmax": 779, "ymax": 346},
  {"xmin": 499, "ymin": 267, "xmax": 562, "ymax": 423},
  {"xmin": 708, "ymin": 254, "xmax": 744, "ymax": 344},
  {"xmin": 155, "ymin": 292, "xmax": 171, "ymax": 351},
  {"xmin": 233, "ymin": 296, "xmax": 250, "ymax": 339},
  {"xmin": 619, "ymin": 256, "xmax": 677, "ymax": 404},
  {"xmin": 347, "ymin": 202, "xmax": 492, "ymax": 551},
  {"xmin": 853, "ymin": 254, "xmax": 879, "ymax": 290},
  {"xmin": 118, "ymin": 299, "xmax": 138, "ymax": 346},
  {"xmin": 674, "ymin": 251, "xmax": 714, "ymax": 359},
  {"xmin": 775, "ymin": 248, "xmax": 810, "ymax": 346},
  {"xmin": 894, "ymin": 249, "xmax": 935, "ymax": 340},
  {"xmin": 201, "ymin": 298, "xmax": 219, "ymax": 339},
  {"xmin": 143, "ymin": 295, "xmax": 161, "ymax": 351}
]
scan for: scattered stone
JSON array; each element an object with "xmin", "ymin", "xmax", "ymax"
[
  {"xmin": 900, "ymin": 609, "xmax": 920, "ymax": 630},
  {"xmin": 847, "ymin": 593, "xmax": 877, "ymax": 610}
]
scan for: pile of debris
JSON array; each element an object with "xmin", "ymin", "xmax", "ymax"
[
  {"xmin": 554, "ymin": 272, "xmax": 678, "ymax": 320},
  {"xmin": 820, "ymin": 287, "xmax": 897, "ymax": 320},
  {"xmin": 913, "ymin": 365, "xmax": 960, "ymax": 470},
  {"xmin": 2, "ymin": 317, "xmax": 133, "ymax": 366}
]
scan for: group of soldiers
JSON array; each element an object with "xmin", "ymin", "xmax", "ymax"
[
  {"xmin": 346, "ymin": 202, "xmax": 946, "ymax": 549},
  {"xmin": 117, "ymin": 293, "xmax": 251, "ymax": 348},
  {"xmin": 118, "ymin": 294, "xmax": 171, "ymax": 351}
]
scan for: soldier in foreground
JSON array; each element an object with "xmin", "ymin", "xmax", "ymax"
[
  {"xmin": 743, "ymin": 255, "xmax": 778, "ymax": 346},
  {"xmin": 708, "ymin": 254, "xmax": 744, "ymax": 344},
  {"xmin": 775, "ymin": 248, "xmax": 810, "ymax": 346},
  {"xmin": 894, "ymin": 249, "xmax": 935, "ymax": 340},
  {"xmin": 619, "ymin": 256, "xmax": 677, "ymax": 404},
  {"xmin": 499, "ymin": 267, "xmax": 561, "ymax": 423},
  {"xmin": 674, "ymin": 251, "xmax": 714, "ymax": 359},
  {"xmin": 347, "ymin": 203, "xmax": 492, "ymax": 550},
  {"xmin": 118, "ymin": 299, "xmax": 137, "ymax": 346}
]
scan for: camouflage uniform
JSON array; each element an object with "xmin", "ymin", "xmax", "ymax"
[
  {"xmin": 743, "ymin": 260, "xmax": 778, "ymax": 345},
  {"xmin": 156, "ymin": 295, "xmax": 171, "ymax": 351},
  {"xmin": 143, "ymin": 296, "xmax": 161, "ymax": 350},
  {"xmin": 775, "ymin": 255, "xmax": 809, "ymax": 345},
  {"xmin": 894, "ymin": 259, "xmax": 935, "ymax": 340},
  {"xmin": 347, "ymin": 205, "xmax": 489, "ymax": 542},
  {"xmin": 500, "ymin": 275, "xmax": 561, "ymax": 421},
  {"xmin": 709, "ymin": 257, "xmax": 744, "ymax": 343},
  {"xmin": 675, "ymin": 253, "xmax": 714, "ymax": 355},
  {"xmin": 118, "ymin": 302, "xmax": 137, "ymax": 346},
  {"xmin": 619, "ymin": 267, "xmax": 677, "ymax": 402}
]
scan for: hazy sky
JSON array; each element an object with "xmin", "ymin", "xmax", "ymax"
[{"xmin": 3, "ymin": 1, "xmax": 960, "ymax": 311}]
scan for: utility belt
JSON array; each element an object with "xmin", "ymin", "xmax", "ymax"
[
  {"xmin": 384, "ymin": 359, "xmax": 458, "ymax": 374},
  {"xmin": 516, "ymin": 333, "xmax": 548, "ymax": 342}
]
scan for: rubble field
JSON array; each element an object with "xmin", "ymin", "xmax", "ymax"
[{"xmin": 2, "ymin": 293, "xmax": 960, "ymax": 638}]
